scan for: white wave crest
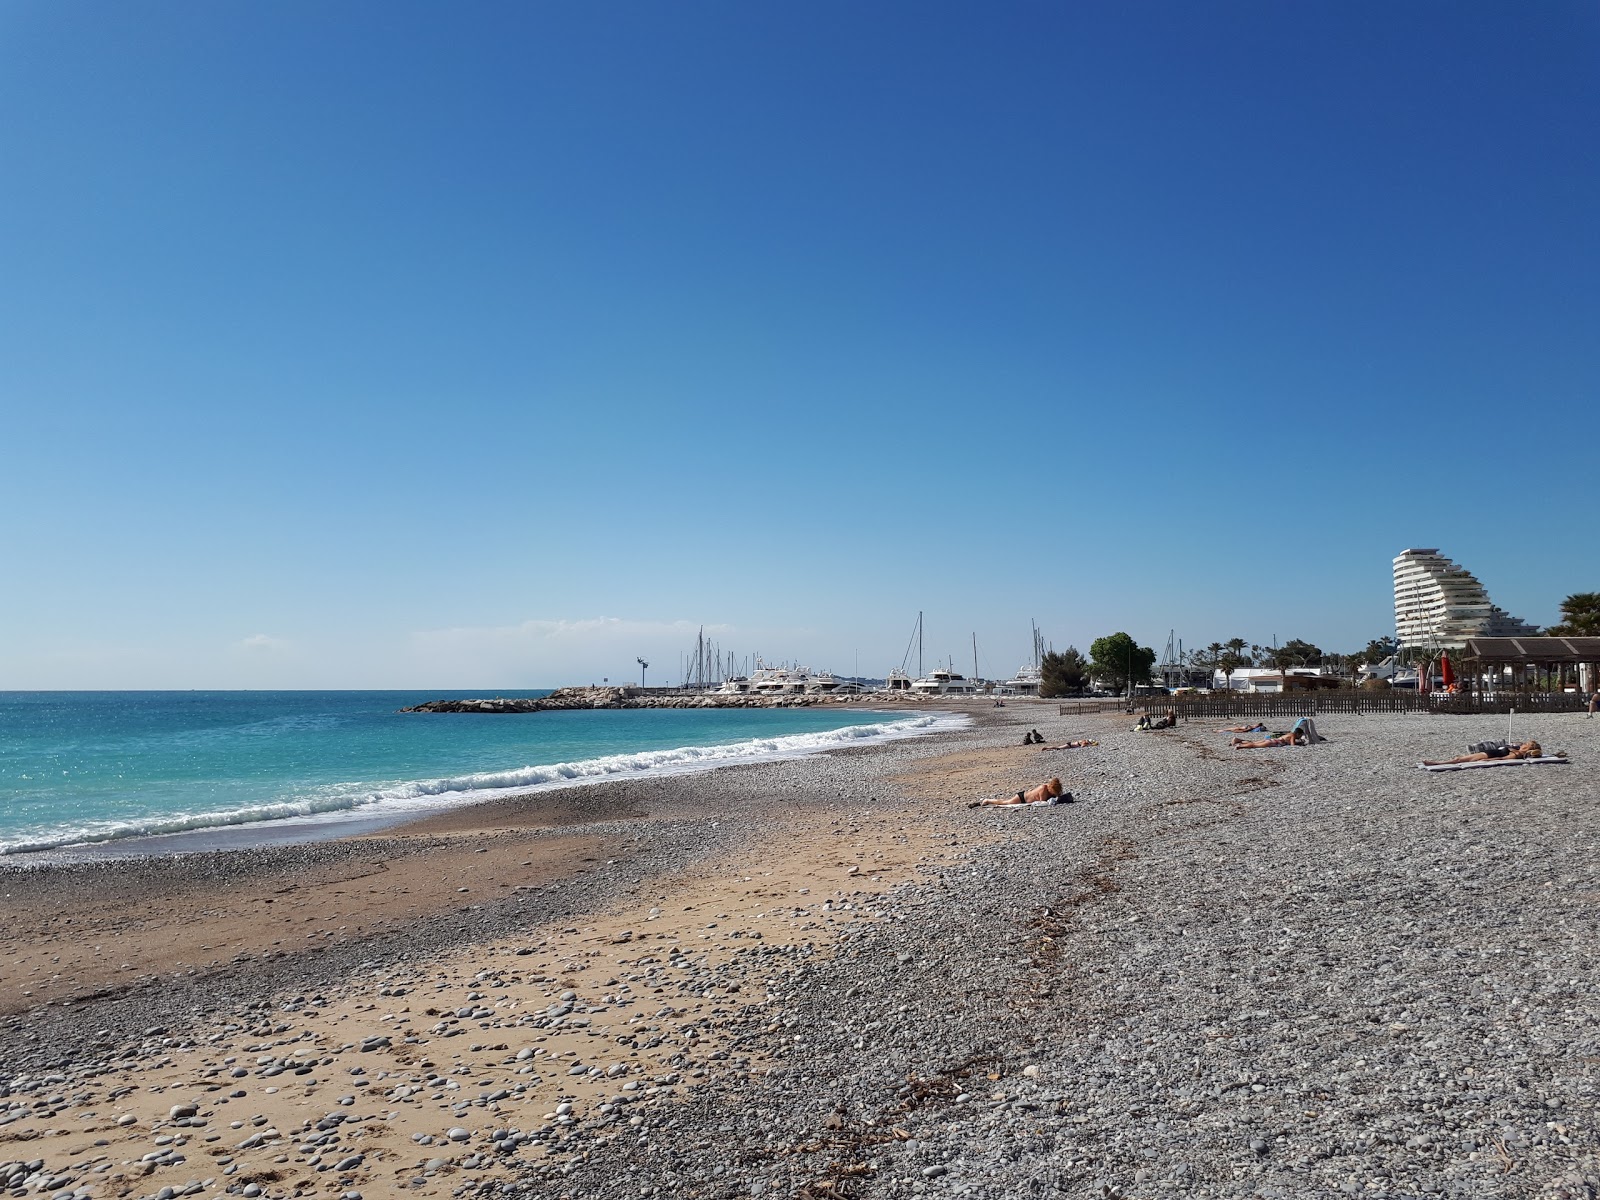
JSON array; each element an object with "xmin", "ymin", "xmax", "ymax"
[{"xmin": 0, "ymin": 711, "xmax": 965, "ymax": 856}]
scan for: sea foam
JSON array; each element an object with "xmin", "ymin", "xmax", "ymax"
[{"xmin": 0, "ymin": 710, "xmax": 965, "ymax": 856}]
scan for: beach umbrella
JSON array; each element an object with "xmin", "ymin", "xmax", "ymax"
[{"xmin": 1440, "ymin": 652, "xmax": 1455, "ymax": 691}]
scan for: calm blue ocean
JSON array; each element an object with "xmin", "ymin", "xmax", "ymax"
[{"xmin": 0, "ymin": 692, "xmax": 953, "ymax": 856}]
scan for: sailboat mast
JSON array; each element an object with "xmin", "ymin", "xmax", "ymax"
[
  {"xmin": 918, "ymin": 611, "xmax": 924, "ymax": 679},
  {"xmin": 973, "ymin": 632, "xmax": 979, "ymax": 685}
]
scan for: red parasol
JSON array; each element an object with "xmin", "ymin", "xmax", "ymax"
[{"xmin": 1440, "ymin": 652, "xmax": 1455, "ymax": 691}]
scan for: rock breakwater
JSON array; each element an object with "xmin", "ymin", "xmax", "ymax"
[{"xmin": 401, "ymin": 687, "xmax": 917, "ymax": 713}]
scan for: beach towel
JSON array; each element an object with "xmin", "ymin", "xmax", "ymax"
[
  {"xmin": 1291, "ymin": 717, "xmax": 1326, "ymax": 744},
  {"xmin": 1418, "ymin": 757, "xmax": 1570, "ymax": 772}
]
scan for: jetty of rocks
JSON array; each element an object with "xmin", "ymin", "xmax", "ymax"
[{"xmin": 399, "ymin": 687, "xmax": 915, "ymax": 713}]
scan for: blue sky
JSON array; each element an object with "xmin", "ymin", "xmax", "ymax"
[{"xmin": 3, "ymin": 1, "xmax": 1596, "ymax": 688}]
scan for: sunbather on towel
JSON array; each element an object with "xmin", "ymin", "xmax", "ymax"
[
  {"xmin": 1232, "ymin": 728, "xmax": 1308, "ymax": 748},
  {"xmin": 972, "ymin": 777, "xmax": 1068, "ymax": 807},
  {"xmin": 1134, "ymin": 708, "xmax": 1178, "ymax": 731},
  {"xmin": 1040, "ymin": 739, "xmax": 1098, "ymax": 750},
  {"xmin": 1422, "ymin": 740, "xmax": 1542, "ymax": 766},
  {"xmin": 1219, "ymin": 723, "xmax": 1267, "ymax": 733}
]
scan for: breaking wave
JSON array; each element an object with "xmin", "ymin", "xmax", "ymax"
[{"xmin": 0, "ymin": 711, "xmax": 966, "ymax": 856}]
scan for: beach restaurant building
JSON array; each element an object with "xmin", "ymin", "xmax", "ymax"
[{"xmin": 1462, "ymin": 636, "xmax": 1600, "ymax": 695}]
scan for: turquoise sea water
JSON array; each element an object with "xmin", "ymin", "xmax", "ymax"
[{"xmin": 0, "ymin": 692, "xmax": 954, "ymax": 856}]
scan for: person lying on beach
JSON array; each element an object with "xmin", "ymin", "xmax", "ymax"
[
  {"xmin": 970, "ymin": 777, "xmax": 1069, "ymax": 807},
  {"xmin": 1134, "ymin": 709, "xmax": 1178, "ymax": 730},
  {"xmin": 1039, "ymin": 739, "xmax": 1098, "ymax": 750},
  {"xmin": 1422, "ymin": 740, "xmax": 1543, "ymax": 766},
  {"xmin": 1218, "ymin": 723, "xmax": 1267, "ymax": 733},
  {"xmin": 1231, "ymin": 729, "xmax": 1308, "ymax": 748}
]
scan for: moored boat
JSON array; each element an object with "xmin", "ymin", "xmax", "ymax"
[{"xmin": 911, "ymin": 668, "xmax": 977, "ymax": 695}]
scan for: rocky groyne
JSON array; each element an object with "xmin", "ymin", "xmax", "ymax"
[{"xmin": 400, "ymin": 686, "xmax": 923, "ymax": 713}]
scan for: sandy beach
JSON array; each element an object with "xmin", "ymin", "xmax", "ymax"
[{"xmin": 2, "ymin": 702, "xmax": 1597, "ymax": 1200}]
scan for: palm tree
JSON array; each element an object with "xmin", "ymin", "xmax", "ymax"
[
  {"xmin": 1548, "ymin": 592, "xmax": 1600, "ymax": 637},
  {"xmin": 1220, "ymin": 637, "xmax": 1249, "ymax": 688}
]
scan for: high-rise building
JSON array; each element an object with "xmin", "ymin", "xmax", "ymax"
[{"xmin": 1392, "ymin": 549, "xmax": 1539, "ymax": 649}]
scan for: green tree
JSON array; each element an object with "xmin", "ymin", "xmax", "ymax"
[
  {"xmin": 1357, "ymin": 637, "xmax": 1396, "ymax": 664},
  {"xmin": 1272, "ymin": 638, "xmax": 1323, "ymax": 669},
  {"xmin": 1089, "ymin": 632, "xmax": 1157, "ymax": 695},
  {"xmin": 1546, "ymin": 592, "xmax": 1600, "ymax": 636},
  {"xmin": 1218, "ymin": 637, "xmax": 1250, "ymax": 688},
  {"xmin": 1039, "ymin": 647, "xmax": 1089, "ymax": 698}
]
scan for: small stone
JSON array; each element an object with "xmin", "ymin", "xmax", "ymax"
[{"xmin": 447, "ymin": 1127, "xmax": 471, "ymax": 1142}]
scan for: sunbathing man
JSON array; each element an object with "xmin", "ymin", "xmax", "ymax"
[
  {"xmin": 1422, "ymin": 740, "xmax": 1543, "ymax": 766},
  {"xmin": 972, "ymin": 777, "xmax": 1067, "ymax": 807},
  {"xmin": 1218, "ymin": 723, "xmax": 1267, "ymax": 734},
  {"xmin": 1039, "ymin": 739, "xmax": 1098, "ymax": 750},
  {"xmin": 1231, "ymin": 728, "xmax": 1308, "ymax": 749}
]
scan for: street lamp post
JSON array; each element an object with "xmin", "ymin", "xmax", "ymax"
[{"xmin": 636, "ymin": 657, "xmax": 649, "ymax": 688}]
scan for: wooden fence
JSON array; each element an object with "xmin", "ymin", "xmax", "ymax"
[{"xmin": 1058, "ymin": 691, "xmax": 1588, "ymax": 719}]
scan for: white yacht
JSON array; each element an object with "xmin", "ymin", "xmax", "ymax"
[
  {"xmin": 805, "ymin": 671, "xmax": 841, "ymax": 693},
  {"xmin": 997, "ymin": 665, "xmax": 1042, "ymax": 695},
  {"xmin": 748, "ymin": 659, "xmax": 820, "ymax": 694},
  {"xmin": 884, "ymin": 670, "xmax": 913, "ymax": 692},
  {"xmin": 716, "ymin": 676, "xmax": 751, "ymax": 695},
  {"xmin": 749, "ymin": 667, "xmax": 802, "ymax": 694},
  {"xmin": 1359, "ymin": 656, "xmax": 1398, "ymax": 683},
  {"xmin": 911, "ymin": 668, "xmax": 977, "ymax": 695}
]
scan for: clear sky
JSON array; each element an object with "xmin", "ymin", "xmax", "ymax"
[{"xmin": 3, "ymin": 2, "xmax": 1596, "ymax": 689}]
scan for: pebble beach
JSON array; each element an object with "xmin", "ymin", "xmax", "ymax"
[{"xmin": 2, "ymin": 702, "xmax": 1596, "ymax": 1200}]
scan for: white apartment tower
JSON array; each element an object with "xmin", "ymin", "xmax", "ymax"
[{"xmin": 1392, "ymin": 548, "xmax": 1539, "ymax": 649}]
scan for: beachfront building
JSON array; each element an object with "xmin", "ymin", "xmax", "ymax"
[
  {"xmin": 1392, "ymin": 548, "xmax": 1539, "ymax": 650},
  {"xmin": 1212, "ymin": 667, "xmax": 1342, "ymax": 693}
]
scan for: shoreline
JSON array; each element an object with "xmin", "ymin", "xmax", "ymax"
[
  {"xmin": 0, "ymin": 702, "xmax": 1015, "ymax": 1021},
  {"xmin": 0, "ymin": 702, "xmax": 976, "ymax": 866},
  {"xmin": 2, "ymin": 705, "xmax": 1595, "ymax": 1199}
]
